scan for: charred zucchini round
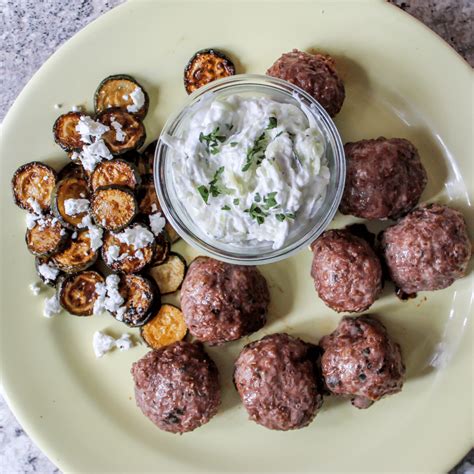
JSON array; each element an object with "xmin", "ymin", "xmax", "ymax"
[
  {"xmin": 89, "ymin": 159, "xmax": 140, "ymax": 191},
  {"xmin": 102, "ymin": 223, "xmax": 156, "ymax": 274},
  {"xmin": 26, "ymin": 214, "xmax": 69, "ymax": 257},
  {"xmin": 184, "ymin": 48, "xmax": 236, "ymax": 94},
  {"xmin": 12, "ymin": 162, "xmax": 57, "ymax": 212},
  {"xmin": 140, "ymin": 304, "xmax": 187, "ymax": 349},
  {"xmin": 51, "ymin": 176, "xmax": 90, "ymax": 230},
  {"xmin": 94, "ymin": 74, "xmax": 149, "ymax": 120},
  {"xmin": 58, "ymin": 270, "xmax": 104, "ymax": 316},
  {"xmin": 114, "ymin": 274, "xmax": 160, "ymax": 327},
  {"xmin": 53, "ymin": 112, "xmax": 86, "ymax": 152},
  {"xmin": 90, "ymin": 186, "xmax": 138, "ymax": 231},
  {"xmin": 152, "ymin": 231, "xmax": 170, "ymax": 265},
  {"xmin": 137, "ymin": 174, "xmax": 159, "ymax": 216},
  {"xmin": 35, "ymin": 256, "xmax": 62, "ymax": 287},
  {"xmin": 97, "ymin": 108, "xmax": 146, "ymax": 155},
  {"xmin": 57, "ymin": 162, "xmax": 88, "ymax": 181},
  {"xmin": 135, "ymin": 140, "xmax": 157, "ymax": 175},
  {"xmin": 147, "ymin": 253, "xmax": 187, "ymax": 295},
  {"xmin": 52, "ymin": 230, "xmax": 98, "ymax": 273}
]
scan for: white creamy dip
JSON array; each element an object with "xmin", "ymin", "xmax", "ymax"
[{"xmin": 163, "ymin": 94, "xmax": 330, "ymax": 249}]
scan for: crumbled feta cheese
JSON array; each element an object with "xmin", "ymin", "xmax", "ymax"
[
  {"xmin": 54, "ymin": 103, "xmax": 62, "ymax": 110},
  {"xmin": 43, "ymin": 295, "xmax": 61, "ymax": 318},
  {"xmin": 110, "ymin": 118, "xmax": 126, "ymax": 142},
  {"xmin": 134, "ymin": 249, "xmax": 144, "ymax": 260},
  {"xmin": 127, "ymin": 87, "xmax": 145, "ymax": 113},
  {"xmin": 149, "ymin": 212, "xmax": 166, "ymax": 236},
  {"xmin": 29, "ymin": 282, "xmax": 42, "ymax": 296},
  {"xmin": 93, "ymin": 274, "xmax": 125, "ymax": 316},
  {"xmin": 71, "ymin": 104, "xmax": 82, "ymax": 112},
  {"xmin": 26, "ymin": 213, "xmax": 39, "ymax": 230},
  {"xmin": 38, "ymin": 262, "xmax": 60, "ymax": 282},
  {"xmin": 115, "ymin": 333, "xmax": 133, "ymax": 351},
  {"xmin": 115, "ymin": 307, "xmax": 126, "ymax": 322},
  {"xmin": 75, "ymin": 116, "xmax": 109, "ymax": 144},
  {"xmin": 77, "ymin": 139, "xmax": 113, "ymax": 171},
  {"xmin": 92, "ymin": 331, "xmax": 134, "ymax": 358},
  {"xmin": 64, "ymin": 198, "xmax": 89, "ymax": 216},
  {"xmin": 27, "ymin": 197, "xmax": 43, "ymax": 215},
  {"xmin": 116, "ymin": 225, "xmax": 154, "ymax": 248},
  {"xmin": 151, "ymin": 203, "xmax": 158, "ymax": 213},
  {"xmin": 122, "ymin": 94, "xmax": 129, "ymax": 100},
  {"xmin": 71, "ymin": 231, "xmax": 78, "ymax": 239},
  {"xmin": 78, "ymin": 215, "xmax": 103, "ymax": 251},
  {"xmin": 92, "ymin": 331, "xmax": 116, "ymax": 358},
  {"xmin": 105, "ymin": 244, "xmax": 120, "ymax": 264}
]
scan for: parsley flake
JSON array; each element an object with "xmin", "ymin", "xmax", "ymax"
[
  {"xmin": 266, "ymin": 117, "xmax": 277, "ymax": 129},
  {"xmin": 221, "ymin": 205, "xmax": 231, "ymax": 211}
]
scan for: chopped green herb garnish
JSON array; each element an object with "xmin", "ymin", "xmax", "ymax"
[
  {"xmin": 254, "ymin": 193, "xmax": 261, "ymax": 202},
  {"xmin": 244, "ymin": 203, "xmax": 268, "ymax": 225},
  {"xmin": 197, "ymin": 185, "xmax": 209, "ymax": 204},
  {"xmin": 221, "ymin": 205, "xmax": 231, "ymax": 211},
  {"xmin": 263, "ymin": 192, "xmax": 278, "ymax": 209},
  {"xmin": 199, "ymin": 127, "xmax": 226, "ymax": 155},
  {"xmin": 266, "ymin": 117, "xmax": 277, "ymax": 129},
  {"xmin": 275, "ymin": 214, "xmax": 286, "ymax": 222},
  {"xmin": 242, "ymin": 132, "xmax": 267, "ymax": 172},
  {"xmin": 233, "ymin": 198, "xmax": 240, "ymax": 205},
  {"xmin": 286, "ymin": 212, "xmax": 296, "ymax": 219},
  {"xmin": 230, "ymin": 142, "xmax": 238, "ymax": 147}
]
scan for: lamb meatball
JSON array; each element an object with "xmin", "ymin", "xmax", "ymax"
[
  {"xmin": 266, "ymin": 49, "xmax": 345, "ymax": 117},
  {"xmin": 340, "ymin": 137, "xmax": 427, "ymax": 220},
  {"xmin": 311, "ymin": 229, "xmax": 382, "ymax": 313},
  {"xmin": 131, "ymin": 341, "xmax": 220, "ymax": 433},
  {"xmin": 180, "ymin": 257, "xmax": 269, "ymax": 345},
  {"xmin": 380, "ymin": 204, "xmax": 471, "ymax": 294},
  {"xmin": 320, "ymin": 316, "xmax": 405, "ymax": 409},
  {"xmin": 234, "ymin": 333, "xmax": 323, "ymax": 430}
]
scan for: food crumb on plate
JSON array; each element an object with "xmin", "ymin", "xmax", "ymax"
[
  {"xmin": 43, "ymin": 295, "xmax": 61, "ymax": 318},
  {"xmin": 92, "ymin": 331, "xmax": 134, "ymax": 358},
  {"xmin": 29, "ymin": 281, "xmax": 42, "ymax": 296}
]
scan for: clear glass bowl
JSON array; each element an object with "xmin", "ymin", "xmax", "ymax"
[{"xmin": 154, "ymin": 74, "xmax": 345, "ymax": 265}]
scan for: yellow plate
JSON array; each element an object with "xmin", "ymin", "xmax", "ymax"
[{"xmin": 0, "ymin": 1, "xmax": 472, "ymax": 472}]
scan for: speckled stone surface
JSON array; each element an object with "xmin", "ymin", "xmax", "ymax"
[{"xmin": 0, "ymin": 1, "xmax": 472, "ymax": 473}]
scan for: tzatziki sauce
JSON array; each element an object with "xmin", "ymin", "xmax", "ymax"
[{"xmin": 163, "ymin": 94, "xmax": 330, "ymax": 249}]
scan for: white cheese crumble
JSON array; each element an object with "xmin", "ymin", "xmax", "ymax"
[
  {"xmin": 71, "ymin": 231, "xmax": 78, "ymax": 239},
  {"xmin": 163, "ymin": 94, "xmax": 330, "ymax": 250},
  {"xmin": 64, "ymin": 198, "xmax": 90, "ymax": 216},
  {"xmin": 54, "ymin": 103, "xmax": 62, "ymax": 110},
  {"xmin": 71, "ymin": 104, "xmax": 82, "ymax": 112},
  {"xmin": 38, "ymin": 262, "xmax": 60, "ymax": 283},
  {"xmin": 127, "ymin": 87, "xmax": 145, "ymax": 113},
  {"xmin": 27, "ymin": 197, "xmax": 43, "ymax": 215},
  {"xmin": 110, "ymin": 118, "xmax": 126, "ymax": 142},
  {"xmin": 29, "ymin": 282, "xmax": 42, "ymax": 296},
  {"xmin": 43, "ymin": 295, "xmax": 61, "ymax": 318},
  {"xmin": 93, "ymin": 274, "xmax": 125, "ymax": 316},
  {"xmin": 105, "ymin": 244, "xmax": 120, "ymax": 264},
  {"xmin": 78, "ymin": 215, "xmax": 103, "ymax": 251},
  {"xmin": 116, "ymin": 225, "xmax": 154, "ymax": 248},
  {"xmin": 149, "ymin": 212, "xmax": 166, "ymax": 236},
  {"xmin": 26, "ymin": 213, "xmax": 39, "ymax": 230},
  {"xmin": 92, "ymin": 331, "xmax": 134, "ymax": 358}
]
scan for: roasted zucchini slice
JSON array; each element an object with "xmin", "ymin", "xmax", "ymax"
[
  {"xmin": 51, "ymin": 176, "xmax": 90, "ymax": 230},
  {"xmin": 58, "ymin": 270, "xmax": 104, "ymax": 316},
  {"xmin": 140, "ymin": 304, "xmax": 187, "ymax": 349},
  {"xmin": 57, "ymin": 162, "xmax": 88, "ymax": 181},
  {"xmin": 165, "ymin": 223, "xmax": 180, "ymax": 244},
  {"xmin": 90, "ymin": 186, "xmax": 137, "ymax": 231},
  {"xmin": 89, "ymin": 159, "xmax": 140, "ymax": 191},
  {"xmin": 137, "ymin": 174, "xmax": 159, "ymax": 216},
  {"xmin": 97, "ymin": 108, "xmax": 146, "ymax": 155},
  {"xmin": 35, "ymin": 256, "xmax": 62, "ymax": 287},
  {"xmin": 102, "ymin": 223, "xmax": 156, "ymax": 274},
  {"xmin": 184, "ymin": 48, "xmax": 236, "ymax": 94},
  {"xmin": 25, "ymin": 214, "xmax": 69, "ymax": 257},
  {"xmin": 148, "ymin": 253, "xmax": 187, "ymax": 295},
  {"xmin": 152, "ymin": 231, "xmax": 170, "ymax": 265},
  {"xmin": 136, "ymin": 140, "xmax": 157, "ymax": 175},
  {"xmin": 94, "ymin": 74, "xmax": 149, "ymax": 119},
  {"xmin": 114, "ymin": 274, "xmax": 160, "ymax": 327},
  {"xmin": 53, "ymin": 111, "xmax": 86, "ymax": 152},
  {"xmin": 52, "ymin": 229, "xmax": 98, "ymax": 273},
  {"xmin": 12, "ymin": 162, "xmax": 57, "ymax": 212}
]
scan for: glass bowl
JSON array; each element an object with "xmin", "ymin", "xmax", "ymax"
[{"xmin": 154, "ymin": 74, "xmax": 345, "ymax": 265}]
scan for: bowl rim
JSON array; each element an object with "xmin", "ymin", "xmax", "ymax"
[{"xmin": 154, "ymin": 73, "xmax": 345, "ymax": 265}]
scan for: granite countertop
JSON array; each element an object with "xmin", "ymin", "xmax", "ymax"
[{"xmin": 0, "ymin": 0, "xmax": 472, "ymax": 472}]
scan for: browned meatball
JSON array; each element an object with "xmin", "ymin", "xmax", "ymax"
[
  {"xmin": 380, "ymin": 204, "xmax": 471, "ymax": 294},
  {"xmin": 311, "ymin": 229, "xmax": 382, "ymax": 313},
  {"xmin": 234, "ymin": 333, "xmax": 323, "ymax": 430},
  {"xmin": 320, "ymin": 316, "xmax": 405, "ymax": 409},
  {"xmin": 340, "ymin": 138, "xmax": 427, "ymax": 220},
  {"xmin": 131, "ymin": 341, "xmax": 220, "ymax": 433},
  {"xmin": 266, "ymin": 49, "xmax": 345, "ymax": 117},
  {"xmin": 180, "ymin": 257, "xmax": 269, "ymax": 345}
]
